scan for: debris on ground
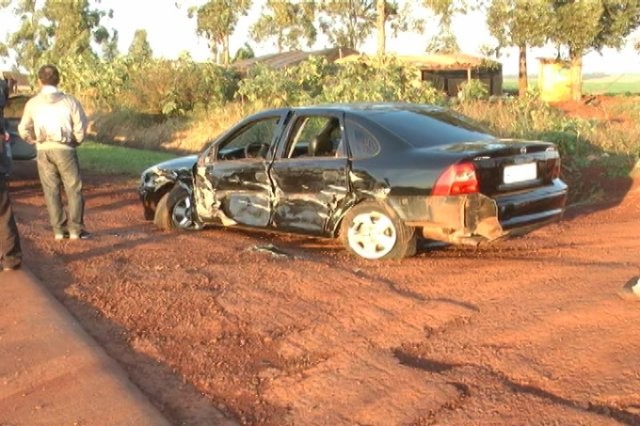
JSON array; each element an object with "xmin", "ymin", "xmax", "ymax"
[{"xmin": 246, "ymin": 243, "xmax": 291, "ymax": 258}]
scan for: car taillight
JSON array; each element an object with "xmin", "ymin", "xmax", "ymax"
[{"xmin": 432, "ymin": 162, "xmax": 479, "ymax": 196}]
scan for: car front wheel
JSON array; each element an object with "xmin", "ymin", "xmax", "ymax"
[
  {"xmin": 340, "ymin": 201, "xmax": 416, "ymax": 260},
  {"xmin": 154, "ymin": 185, "xmax": 201, "ymax": 231}
]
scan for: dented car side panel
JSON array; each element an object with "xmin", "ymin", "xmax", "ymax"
[
  {"xmin": 193, "ymin": 110, "xmax": 289, "ymax": 227},
  {"xmin": 269, "ymin": 157, "xmax": 351, "ymax": 234},
  {"xmin": 202, "ymin": 159, "xmax": 272, "ymax": 227},
  {"xmin": 268, "ymin": 110, "xmax": 353, "ymax": 235}
]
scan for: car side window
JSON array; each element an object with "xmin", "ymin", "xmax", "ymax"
[
  {"xmin": 346, "ymin": 121, "xmax": 381, "ymax": 159},
  {"xmin": 285, "ymin": 116, "xmax": 344, "ymax": 159},
  {"xmin": 217, "ymin": 117, "xmax": 280, "ymax": 161}
]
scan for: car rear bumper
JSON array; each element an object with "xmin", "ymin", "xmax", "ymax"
[
  {"xmin": 494, "ymin": 178, "xmax": 568, "ymax": 230},
  {"xmin": 392, "ymin": 179, "xmax": 568, "ymax": 245}
]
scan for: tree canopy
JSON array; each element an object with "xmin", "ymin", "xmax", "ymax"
[
  {"xmin": 189, "ymin": 0, "xmax": 252, "ymax": 65},
  {"xmin": 251, "ymin": 0, "xmax": 317, "ymax": 52},
  {"xmin": 128, "ymin": 29, "xmax": 153, "ymax": 62},
  {"xmin": 0, "ymin": 0, "xmax": 114, "ymax": 70}
]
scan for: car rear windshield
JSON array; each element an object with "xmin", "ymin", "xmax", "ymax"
[{"xmin": 371, "ymin": 108, "xmax": 496, "ymax": 148}]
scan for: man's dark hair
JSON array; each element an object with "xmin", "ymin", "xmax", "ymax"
[{"xmin": 37, "ymin": 65, "xmax": 60, "ymax": 86}]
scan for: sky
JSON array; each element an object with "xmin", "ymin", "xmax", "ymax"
[{"xmin": 2, "ymin": 0, "xmax": 640, "ymax": 76}]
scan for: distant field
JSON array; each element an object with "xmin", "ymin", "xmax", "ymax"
[{"xmin": 503, "ymin": 73, "xmax": 640, "ymax": 94}]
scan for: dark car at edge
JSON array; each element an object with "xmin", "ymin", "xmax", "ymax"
[{"xmin": 140, "ymin": 103, "xmax": 568, "ymax": 260}]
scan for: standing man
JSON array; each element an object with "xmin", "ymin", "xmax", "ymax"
[
  {"xmin": 0, "ymin": 119, "xmax": 22, "ymax": 271},
  {"xmin": 18, "ymin": 64, "xmax": 89, "ymax": 240}
]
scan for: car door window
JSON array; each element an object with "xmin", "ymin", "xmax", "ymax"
[
  {"xmin": 217, "ymin": 117, "xmax": 280, "ymax": 161},
  {"xmin": 285, "ymin": 116, "xmax": 344, "ymax": 159}
]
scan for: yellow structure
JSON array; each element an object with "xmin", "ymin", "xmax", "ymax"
[{"xmin": 538, "ymin": 59, "xmax": 579, "ymax": 102}]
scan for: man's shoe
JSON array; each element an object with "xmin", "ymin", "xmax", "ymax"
[
  {"xmin": 54, "ymin": 231, "xmax": 69, "ymax": 240},
  {"xmin": 3, "ymin": 264, "xmax": 21, "ymax": 271},
  {"xmin": 69, "ymin": 230, "xmax": 91, "ymax": 240}
]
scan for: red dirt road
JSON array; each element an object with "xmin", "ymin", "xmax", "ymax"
[{"xmin": 8, "ymin": 162, "xmax": 640, "ymax": 425}]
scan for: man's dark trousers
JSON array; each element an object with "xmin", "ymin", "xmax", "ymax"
[{"xmin": 0, "ymin": 176, "xmax": 21, "ymax": 269}]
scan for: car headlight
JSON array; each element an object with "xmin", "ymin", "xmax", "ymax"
[{"xmin": 140, "ymin": 167, "xmax": 158, "ymax": 189}]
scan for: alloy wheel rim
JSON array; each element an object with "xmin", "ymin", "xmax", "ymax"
[
  {"xmin": 347, "ymin": 211, "xmax": 397, "ymax": 259},
  {"xmin": 172, "ymin": 196, "xmax": 194, "ymax": 229}
]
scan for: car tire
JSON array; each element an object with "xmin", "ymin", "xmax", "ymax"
[
  {"xmin": 340, "ymin": 201, "xmax": 417, "ymax": 260},
  {"xmin": 154, "ymin": 185, "xmax": 201, "ymax": 231}
]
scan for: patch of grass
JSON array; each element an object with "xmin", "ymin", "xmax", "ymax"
[
  {"xmin": 77, "ymin": 141, "xmax": 177, "ymax": 176},
  {"xmin": 503, "ymin": 74, "xmax": 640, "ymax": 95}
]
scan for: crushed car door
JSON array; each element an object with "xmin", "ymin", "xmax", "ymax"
[
  {"xmin": 194, "ymin": 115, "xmax": 284, "ymax": 227},
  {"xmin": 269, "ymin": 113, "xmax": 350, "ymax": 235}
]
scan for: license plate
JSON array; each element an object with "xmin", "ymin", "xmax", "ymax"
[{"xmin": 503, "ymin": 162, "xmax": 537, "ymax": 184}]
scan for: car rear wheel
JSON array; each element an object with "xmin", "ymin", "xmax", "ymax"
[
  {"xmin": 340, "ymin": 201, "xmax": 416, "ymax": 260},
  {"xmin": 154, "ymin": 185, "xmax": 201, "ymax": 231}
]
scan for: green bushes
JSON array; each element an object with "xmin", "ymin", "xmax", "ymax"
[
  {"xmin": 457, "ymin": 79, "xmax": 488, "ymax": 102},
  {"xmin": 57, "ymin": 54, "xmax": 445, "ymax": 116},
  {"xmin": 320, "ymin": 56, "xmax": 445, "ymax": 104},
  {"xmin": 58, "ymin": 55, "xmax": 239, "ymax": 115},
  {"xmin": 236, "ymin": 55, "xmax": 445, "ymax": 107}
]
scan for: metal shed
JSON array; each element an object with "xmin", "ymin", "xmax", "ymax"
[{"xmin": 404, "ymin": 53, "xmax": 503, "ymax": 97}]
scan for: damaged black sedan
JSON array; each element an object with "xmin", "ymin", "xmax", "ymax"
[{"xmin": 140, "ymin": 104, "xmax": 567, "ymax": 260}]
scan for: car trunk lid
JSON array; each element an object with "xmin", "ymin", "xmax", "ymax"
[{"xmin": 443, "ymin": 139, "xmax": 561, "ymax": 196}]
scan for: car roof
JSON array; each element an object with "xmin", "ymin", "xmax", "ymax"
[
  {"xmin": 291, "ymin": 103, "xmax": 446, "ymax": 117},
  {"xmin": 251, "ymin": 103, "xmax": 445, "ymax": 118}
]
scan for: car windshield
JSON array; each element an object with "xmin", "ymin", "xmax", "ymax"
[{"xmin": 370, "ymin": 107, "xmax": 497, "ymax": 148}]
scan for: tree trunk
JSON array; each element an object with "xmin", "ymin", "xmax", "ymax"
[
  {"xmin": 518, "ymin": 44, "xmax": 528, "ymax": 97},
  {"xmin": 223, "ymin": 34, "xmax": 230, "ymax": 65},
  {"xmin": 376, "ymin": 0, "xmax": 385, "ymax": 56},
  {"xmin": 212, "ymin": 45, "xmax": 219, "ymax": 64},
  {"xmin": 569, "ymin": 50, "xmax": 582, "ymax": 101}
]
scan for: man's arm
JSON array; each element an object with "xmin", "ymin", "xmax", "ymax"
[
  {"xmin": 70, "ymin": 97, "xmax": 87, "ymax": 144},
  {"xmin": 17, "ymin": 101, "xmax": 36, "ymax": 143}
]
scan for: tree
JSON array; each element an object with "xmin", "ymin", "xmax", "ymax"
[
  {"xmin": 317, "ymin": 0, "xmax": 420, "ymax": 53},
  {"xmin": 376, "ymin": 0, "xmax": 385, "ymax": 55},
  {"xmin": 422, "ymin": 0, "xmax": 470, "ymax": 57},
  {"xmin": 487, "ymin": 0, "xmax": 551, "ymax": 96},
  {"xmin": 251, "ymin": 0, "xmax": 317, "ymax": 52},
  {"xmin": 0, "ymin": 0, "xmax": 114, "ymax": 71},
  {"xmin": 128, "ymin": 29, "xmax": 153, "ymax": 62},
  {"xmin": 318, "ymin": 0, "xmax": 376, "ymax": 49},
  {"xmin": 189, "ymin": 0, "xmax": 252, "ymax": 65},
  {"xmin": 0, "ymin": 0, "xmax": 49, "ymax": 72},
  {"xmin": 549, "ymin": 0, "xmax": 640, "ymax": 100},
  {"xmin": 375, "ymin": 1, "xmax": 424, "ymax": 56},
  {"xmin": 42, "ymin": 0, "xmax": 113, "ymax": 61},
  {"xmin": 233, "ymin": 43, "xmax": 255, "ymax": 62},
  {"xmin": 102, "ymin": 29, "xmax": 120, "ymax": 61},
  {"xmin": 425, "ymin": 27, "xmax": 460, "ymax": 54},
  {"xmin": 423, "ymin": 0, "xmax": 463, "ymax": 26}
]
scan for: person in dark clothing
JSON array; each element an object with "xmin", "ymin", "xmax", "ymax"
[
  {"xmin": 0, "ymin": 118, "xmax": 22, "ymax": 271},
  {"xmin": 0, "ymin": 72, "xmax": 10, "ymax": 121}
]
